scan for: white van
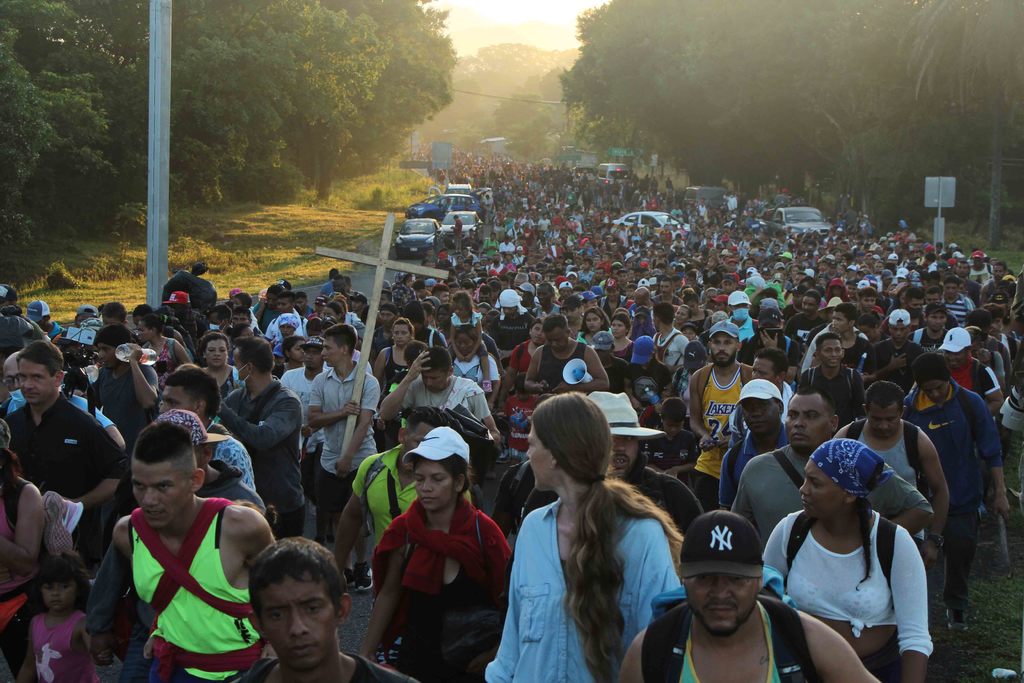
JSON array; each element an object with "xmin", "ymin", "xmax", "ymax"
[{"xmin": 597, "ymin": 163, "xmax": 630, "ymax": 185}]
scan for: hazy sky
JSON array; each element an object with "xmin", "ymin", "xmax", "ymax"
[{"xmin": 437, "ymin": 0, "xmax": 608, "ymax": 26}]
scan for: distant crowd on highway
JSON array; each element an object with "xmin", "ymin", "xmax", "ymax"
[{"xmin": 0, "ymin": 150, "xmax": 1022, "ymax": 682}]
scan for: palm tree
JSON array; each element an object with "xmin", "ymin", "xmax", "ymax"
[{"xmin": 907, "ymin": 0, "xmax": 1024, "ymax": 249}]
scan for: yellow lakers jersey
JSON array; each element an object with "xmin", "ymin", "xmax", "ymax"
[{"xmin": 694, "ymin": 366, "xmax": 744, "ymax": 479}]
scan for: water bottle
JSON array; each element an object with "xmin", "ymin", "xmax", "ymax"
[
  {"xmin": 642, "ymin": 386, "xmax": 661, "ymax": 405},
  {"xmin": 116, "ymin": 343, "xmax": 157, "ymax": 365},
  {"xmin": 84, "ymin": 365, "xmax": 100, "ymax": 384}
]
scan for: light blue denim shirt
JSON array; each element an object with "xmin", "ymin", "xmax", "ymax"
[{"xmin": 486, "ymin": 499, "xmax": 681, "ymax": 683}]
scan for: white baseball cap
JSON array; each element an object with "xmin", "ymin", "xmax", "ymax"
[
  {"xmin": 727, "ymin": 291, "xmax": 750, "ymax": 307},
  {"xmin": 940, "ymin": 327, "xmax": 972, "ymax": 353},
  {"xmin": 895, "ymin": 267, "xmax": 910, "ymax": 281},
  {"xmin": 739, "ymin": 379, "xmax": 782, "ymax": 404},
  {"xmin": 402, "ymin": 427, "xmax": 470, "ymax": 463},
  {"xmin": 887, "ymin": 253, "xmax": 900, "ymax": 262},
  {"xmin": 888, "ymin": 309, "xmax": 911, "ymax": 327}
]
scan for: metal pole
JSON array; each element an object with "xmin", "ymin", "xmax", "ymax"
[
  {"xmin": 146, "ymin": 0, "xmax": 172, "ymax": 307},
  {"xmin": 934, "ymin": 178, "xmax": 944, "ymax": 246}
]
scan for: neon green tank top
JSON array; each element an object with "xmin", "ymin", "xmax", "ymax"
[
  {"xmin": 132, "ymin": 512, "xmax": 257, "ymax": 680},
  {"xmin": 682, "ymin": 604, "xmax": 782, "ymax": 683}
]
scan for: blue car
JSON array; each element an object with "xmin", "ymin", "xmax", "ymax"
[
  {"xmin": 394, "ymin": 219, "xmax": 438, "ymax": 260},
  {"xmin": 405, "ymin": 193, "xmax": 481, "ymax": 221}
]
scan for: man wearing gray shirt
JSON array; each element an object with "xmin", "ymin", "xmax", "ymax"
[
  {"xmin": 308, "ymin": 324, "xmax": 379, "ymax": 587},
  {"xmin": 220, "ymin": 336, "xmax": 305, "ymax": 537},
  {"xmin": 733, "ymin": 386, "xmax": 933, "ymax": 545}
]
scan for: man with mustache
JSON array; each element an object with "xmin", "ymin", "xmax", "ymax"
[
  {"xmin": 731, "ymin": 386, "xmax": 933, "ymax": 542},
  {"xmin": 689, "ymin": 321, "xmax": 752, "ymax": 512},
  {"xmin": 592, "ymin": 391, "xmax": 703, "ymax": 534},
  {"xmin": 620, "ymin": 511, "xmax": 875, "ymax": 682}
]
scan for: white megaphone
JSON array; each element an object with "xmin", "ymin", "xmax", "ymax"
[
  {"xmin": 563, "ymin": 358, "xmax": 592, "ymax": 385},
  {"xmin": 1000, "ymin": 386, "xmax": 1024, "ymax": 432}
]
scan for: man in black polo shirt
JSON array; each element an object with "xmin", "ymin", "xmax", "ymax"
[
  {"xmin": 869, "ymin": 309, "xmax": 923, "ymax": 392},
  {"xmin": 7, "ymin": 341, "xmax": 126, "ymax": 561}
]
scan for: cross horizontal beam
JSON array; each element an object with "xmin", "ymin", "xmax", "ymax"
[{"xmin": 314, "ymin": 247, "xmax": 447, "ymax": 280}]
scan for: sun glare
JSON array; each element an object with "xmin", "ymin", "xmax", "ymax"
[{"xmin": 438, "ymin": 0, "xmax": 608, "ymax": 25}]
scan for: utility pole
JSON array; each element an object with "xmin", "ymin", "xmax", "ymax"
[{"xmin": 146, "ymin": 0, "xmax": 171, "ymax": 307}]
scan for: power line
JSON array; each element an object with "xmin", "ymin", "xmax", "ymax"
[{"xmin": 452, "ymin": 88, "xmax": 564, "ymax": 105}]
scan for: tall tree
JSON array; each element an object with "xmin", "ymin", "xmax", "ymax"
[{"xmin": 908, "ymin": 0, "xmax": 1024, "ymax": 248}]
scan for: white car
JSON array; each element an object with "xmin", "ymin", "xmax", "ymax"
[
  {"xmin": 612, "ymin": 211, "xmax": 683, "ymax": 230},
  {"xmin": 439, "ymin": 211, "xmax": 479, "ymax": 236}
]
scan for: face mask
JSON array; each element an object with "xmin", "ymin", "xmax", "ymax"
[{"xmin": 732, "ymin": 308, "xmax": 750, "ymax": 323}]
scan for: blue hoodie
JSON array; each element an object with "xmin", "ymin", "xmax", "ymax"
[{"xmin": 904, "ymin": 381, "xmax": 1002, "ymax": 515}]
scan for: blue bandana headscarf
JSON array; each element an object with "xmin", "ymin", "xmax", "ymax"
[{"xmin": 810, "ymin": 438, "xmax": 892, "ymax": 498}]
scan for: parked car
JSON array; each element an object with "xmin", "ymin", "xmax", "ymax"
[
  {"xmin": 612, "ymin": 211, "xmax": 683, "ymax": 230},
  {"xmin": 394, "ymin": 218, "xmax": 439, "ymax": 260},
  {"xmin": 683, "ymin": 186, "xmax": 728, "ymax": 209},
  {"xmin": 406, "ymin": 193, "xmax": 481, "ymax": 220},
  {"xmin": 765, "ymin": 206, "xmax": 832, "ymax": 236},
  {"xmin": 438, "ymin": 211, "xmax": 479, "ymax": 246}
]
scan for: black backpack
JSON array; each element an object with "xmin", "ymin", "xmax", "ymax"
[
  {"xmin": 785, "ymin": 511, "xmax": 897, "ymax": 592},
  {"xmin": 640, "ymin": 594, "xmax": 820, "ymax": 683},
  {"xmin": 845, "ymin": 420, "xmax": 924, "ymax": 494}
]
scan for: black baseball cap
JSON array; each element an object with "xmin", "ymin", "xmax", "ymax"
[
  {"xmin": 300, "ymin": 336, "xmax": 324, "ymax": 350},
  {"xmin": 680, "ymin": 511, "xmax": 763, "ymax": 579},
  {"xmin": 924, "ymin": 302, "xmax": 947, "ymax": 316}
]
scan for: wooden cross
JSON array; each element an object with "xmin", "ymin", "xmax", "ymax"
[{"xmin": 315, "ymin": 213, "xmax": 448, "ymax": 445}]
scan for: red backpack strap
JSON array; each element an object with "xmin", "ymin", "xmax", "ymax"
[{"xmin": 131, "ymin": 498, "xmax": 252, "ymax": 619}]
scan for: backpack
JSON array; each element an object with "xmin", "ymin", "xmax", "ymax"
[
  {"xmin": 845, "ymin": 420, "xmax": 925, "ymax": 493},
  {"xmin": 640, "ymin": 594, "xmax": 820, "ymax": 683},
  {"xmin": 785, "ymin": 511, "xmax": 896, "ymax": 592},
  {"xmin": 361, "ymin": 456, "xmax": 402, "ymax": 538},
  {"xmin": 2, "ymin": 480, "xmax": 27, "ymax": 528}
]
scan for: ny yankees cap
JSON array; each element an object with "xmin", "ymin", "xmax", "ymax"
[{"xmin": 680, "ymin": 510, "xmax": 763, "ymax": 579}]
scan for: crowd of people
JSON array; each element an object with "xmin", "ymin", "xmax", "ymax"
[{"xmin": 0, "ymin": 152, "xmax": 1021, "ymax": 683}]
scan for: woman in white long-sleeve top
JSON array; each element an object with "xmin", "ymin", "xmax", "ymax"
[
  {"xmin": 486, "ymin": 393, "xmax": 682, "ymax": 683},
  {"xmin": 763, "ymin": 438, "xmax": 932, "ymax": 683}
]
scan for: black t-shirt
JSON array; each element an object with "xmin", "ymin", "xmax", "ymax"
[
  {"xmin": 603, "ymin": 356, "xmax": 630, "ymax": 393},
  {"xmin": 784, "ymin": 312, "xmax": 822, "ymax": 345},
  {"xmin": 912, "ymin": 326, "xmax": 947, "ymax": 353},
  {"xmin": 737, "ymin": 331, "xmax": 801, "ymax": 369},
  {"xmin": 237, "ymin": 655, "xmax": 415, "ymax": 682},
  {"xmin": 640, "ymin": 428, "xmax": 699, "ymax": 472},
  {"xmin": 627, "ymin": 360, "xmax": 673, "ymax": 405},
  {"xmin": 872, "ymin": 339, "xmax": 924, "ymax": 393},
  {"xmin": 798, "ymin": 366, "xmax": 865, "ymax": 430},
  {"xmin": 843, "ymin": 336, "xmax": 876, "ymax": 375}
]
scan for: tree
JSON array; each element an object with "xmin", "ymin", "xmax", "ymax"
[{"xmin": 908, "ymin": 0, "xmax": 1024, "ymax": 248}]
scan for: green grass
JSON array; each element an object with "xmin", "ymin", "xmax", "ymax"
[
  {"xmin": 11, "ymin": 204, "xmax": 390, "ymax": 322},
  {"xmin": 944, "ymin": 222, "xmax": 1024, "ymax": 273},
  {"xmin": 931, "ymin": 431, "xmax": 1024, "ymax": 681},
  {"xmin": 7, "ymin": 168, "xmax": 433, "ymax": 323}
]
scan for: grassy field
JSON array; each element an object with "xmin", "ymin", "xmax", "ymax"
[
  {"xmin": 8, "ymin": 169, "xmax": 432, "ymax": 322},
  {"xmin": 929, "ymin": 431, "xmax": 1024, "ymax": 681}
]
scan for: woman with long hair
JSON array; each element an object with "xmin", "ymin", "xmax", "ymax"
[
  {"xmin": 579, "ymin": 308, "xmax": 610, "ymax": 346},
  {"xmin": 764, "ymin": 439, "xmax": 931, "ymax": 683},
  {"xmin": 198, "ymin": 331, "xmax": 238, "ymax": 398},
  {"xmin": 609, "ymin": 312, "xmax": 633, "ymax": 362},
  {"xmin": 0, "ymin": 444, "xmax": 45, "ymax": 674},
  {"xmin": 361, "ymin": 427, "xmax": 511, "ymax": 682},
  {"xmin": 487, "ymin": 394, "xmax": 682, "ymax": 683}
]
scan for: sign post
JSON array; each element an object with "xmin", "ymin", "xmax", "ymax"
[
  {"xmin": 146, "ymin": 0, "xmax": 172, "ymax": 307},
  {"xmin": 924, "ymin": 177, "xmax": 956, "ymax": 247}
]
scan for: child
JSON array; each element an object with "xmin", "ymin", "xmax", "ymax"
[
  {"xmin": 450, "ymin": 291, "xmax": 494, "ymax": 392},
  {"xmin": 503, "ymin": 375, "xmax": 537, "ymax": 464},
  {"xmin": 18, "ymin": 552, "xmax": 98, "ymax": 683}
]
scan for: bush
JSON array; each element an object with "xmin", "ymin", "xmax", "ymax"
[{"xmin": 44, "ymin": 261, "xmax": 81, "ymax": 290}]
